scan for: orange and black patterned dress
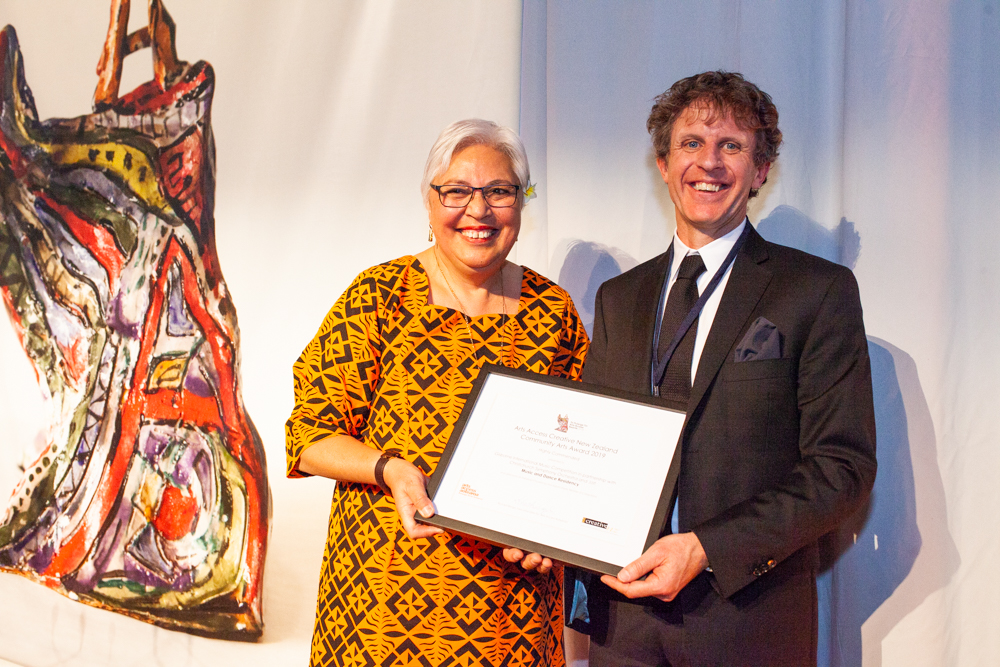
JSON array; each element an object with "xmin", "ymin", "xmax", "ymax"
[{"xmin": 286, "ymin": 256, "xmax": 589, "ymax": 667}]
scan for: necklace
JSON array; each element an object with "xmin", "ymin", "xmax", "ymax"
[{"xmin": 433, "ymin": 246, "xmax": 509, "ymax": 367}]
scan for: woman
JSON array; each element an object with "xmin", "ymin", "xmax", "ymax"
[{"xmin": 286, "ymin": 119, "xmax": 589, "ymax": 666}]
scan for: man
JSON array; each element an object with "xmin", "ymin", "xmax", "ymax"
[{"xmin": 581, "ymin": 71, "xmax": 877, "ymax": 666}]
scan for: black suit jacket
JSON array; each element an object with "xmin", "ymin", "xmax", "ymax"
[{"xmin": 581, "ymin": 225, "xmax": 877, "ymax": 664}]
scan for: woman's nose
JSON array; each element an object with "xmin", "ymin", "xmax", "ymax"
[{"xmin": 465, "ymin": 189, "xmax": 490, "ymax": 216}]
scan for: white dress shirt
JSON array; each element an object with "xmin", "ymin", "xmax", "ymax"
[{"xmin": 653, "ymin": 219, "xmax": 747, "ymax": 387}]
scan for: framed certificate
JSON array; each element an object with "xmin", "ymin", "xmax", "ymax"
[{"xmin": 420, "ymin": 364, "xmax": 685, "ymax": 576}]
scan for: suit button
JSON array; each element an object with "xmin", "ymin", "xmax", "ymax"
[{"xmin": 752, "ymin": 559, "xmax": 777, "ymax": 577}]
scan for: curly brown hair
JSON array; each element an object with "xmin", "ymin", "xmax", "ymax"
[{"xmin": 648, "ymin": 71, "xmax": 782, "ymax": 197}]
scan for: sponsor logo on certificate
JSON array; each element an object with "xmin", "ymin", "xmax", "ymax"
[{"xmin": 582, "ymin": 517, "xmax": 609, "ymax": 530}]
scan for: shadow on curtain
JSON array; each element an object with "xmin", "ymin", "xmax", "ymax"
[
  {"xmin": 556, "ymin": 242, "xmax": 636, "ymax": 336},
  {"xmin": 757, "ymin": 208, "xmax": 959, "ymax": 667}
]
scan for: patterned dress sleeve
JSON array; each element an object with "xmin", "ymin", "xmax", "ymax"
[
  {"xmin": 285, "ymin": 268, "xmax": 385, "ymax": 478},
  {"xmin": 550, "ymin": 287, "xmax": 590, "ymax": 381}
]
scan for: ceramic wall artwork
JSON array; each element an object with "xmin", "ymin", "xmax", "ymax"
[{"xmin": 0, "ymin": 0, "xmax": 269, "ymax": 641}]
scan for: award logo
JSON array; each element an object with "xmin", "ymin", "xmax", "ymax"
[
  {"xmin": 556, "ymin": 414, "xmax": 570, "ymax": 433},
  {"xmin": 582, "ymin": 517, "xmax": 609, "ymax": 530}
]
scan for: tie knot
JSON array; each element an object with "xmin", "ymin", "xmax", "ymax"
[{"xmin": 678, "ymin": 253, "xmax": 706, "ymax": 281}]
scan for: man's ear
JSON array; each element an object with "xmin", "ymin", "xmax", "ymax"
[
  {"xmin": 753, "ymin": 162, "xmax": 771, "ymax": 189},
  {"xmin": 656, "ymin": 155, "xmax": 669, "ymax": 183}
]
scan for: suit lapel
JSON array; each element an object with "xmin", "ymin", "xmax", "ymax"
[
  {"xmin": 689, "ymin": 227, "xmax": 772, "ymax": 412},
  {"xmin": 629, "ymin": 248, "xmax": 671, "ymax": 395}
]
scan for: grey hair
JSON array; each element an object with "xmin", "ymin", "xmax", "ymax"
[{"xmin": 420, "ymin": 119, "xmax": 531, "ymax": 209}]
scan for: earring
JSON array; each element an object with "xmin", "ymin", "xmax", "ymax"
[{"xmin": 428, "ymin": 225, "xmax": 434, "ymax": 242}]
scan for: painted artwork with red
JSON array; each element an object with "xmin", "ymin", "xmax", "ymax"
[{"xmin": 0, "ymin": 0, "xmax": 269, "ymax": 641}]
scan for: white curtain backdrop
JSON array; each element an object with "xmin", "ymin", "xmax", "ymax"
[
  {"xmin": 519, "ymin": 2, "xmax": 997, "ymax": 666},
  {"xmin": 1, "ymin": 1, "xmax": 997, "ymax": 665}
]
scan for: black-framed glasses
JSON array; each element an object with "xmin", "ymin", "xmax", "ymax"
[{"xmin": 430, "ymin": 183, "xmax": 520, "ymax": 208}]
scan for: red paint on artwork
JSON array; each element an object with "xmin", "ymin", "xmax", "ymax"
[
  {"xmin": 37, "ymin": 193, "xmax": 125, "ymax": 290},
  {"xmin": 153, "ymin": 485, "xmax": 199, "ymax": 540},
  {"xmin": 158, "ymin": 130, "xmax": 206, "ymax": 235},
  {"xmin": 59, "ymin": 336, "xmax": 88, "ymax": 386}
]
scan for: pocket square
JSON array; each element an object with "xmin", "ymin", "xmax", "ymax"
[{"xmin": 734, "ymin": 316, "xmax": 784, "ymax": 362}]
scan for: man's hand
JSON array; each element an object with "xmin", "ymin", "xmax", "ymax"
[
  {"xmin": 382, "ymin": 458, "xmax": 444, "ymax": 540},
  {"xmin": 600, "ymin": 532, "xmax": 708, "ymax": 602},
  {"xmin": 501, "ymin": 548, "xmax": 553, "ymax": 574}
]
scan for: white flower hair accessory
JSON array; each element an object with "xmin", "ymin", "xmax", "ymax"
[{"xmin": 523, "ymin": 182, "xmax": 537, "ymax": 204}]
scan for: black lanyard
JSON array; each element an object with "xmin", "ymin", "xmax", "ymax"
[{"xmin": 651, "ymin": 224, "xmax": 750, "ymax": 396}]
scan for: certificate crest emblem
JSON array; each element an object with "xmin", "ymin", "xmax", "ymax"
[{"xmin": 556, "ymin": 414, "xmax": 570, "ymax": 433}]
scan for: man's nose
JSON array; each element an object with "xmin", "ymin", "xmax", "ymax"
[{"xmin": 697, "ymin": 146, "xmax": 724, "ymax": 170}]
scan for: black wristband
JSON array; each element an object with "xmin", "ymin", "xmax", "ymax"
[{"xmin": 374, "ymin": 451, "xmax": 401, "ymax": 495}]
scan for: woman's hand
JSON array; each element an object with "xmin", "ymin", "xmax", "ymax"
[
  {"xmin": 382, "ymin": 458, "xmax": 444, "ymax": 540},
  {"xmin": 501, "ymin": 548, "xmax": 553, "ymax": 575},
  {"xmin": 298, "ymin": 435, "xmax": 444, "ymax": 540}
]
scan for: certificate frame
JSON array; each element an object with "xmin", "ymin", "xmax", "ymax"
[{"xmin": 420, "ymin": 364, "xmax": 685, "ymax": 576}]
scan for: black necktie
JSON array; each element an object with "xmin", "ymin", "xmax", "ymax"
[{"xmin": 657, "ymin": 253, "xmax": 707, "ymax": 404}]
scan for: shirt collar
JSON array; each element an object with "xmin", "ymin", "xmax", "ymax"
[{"xmin": 669, "ymin": 218, "xmax": 748, "ymax": 281}]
